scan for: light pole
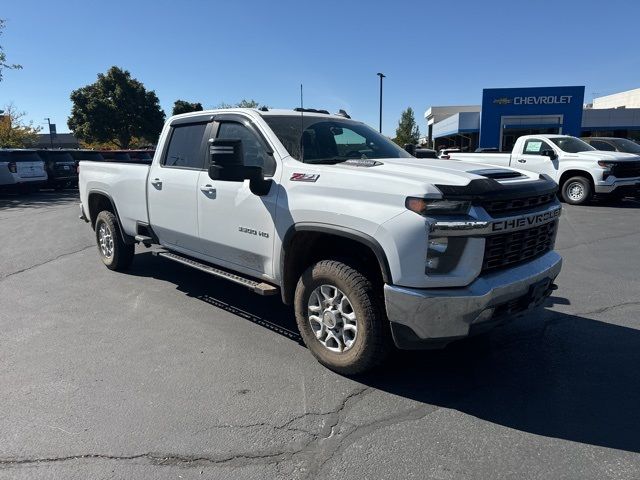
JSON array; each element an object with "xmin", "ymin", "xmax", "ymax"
[
  {"xmin": 377, "ymin": 72, "xmax": 385, "ymax": 133},
  {"xmin": 44, "ymin": 117, "xmax": 54, "ymax": 148}
]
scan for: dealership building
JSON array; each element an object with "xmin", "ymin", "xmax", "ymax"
[{"xmin": 425, "ymin": 86, "xmax": 640, "ymax": 151}]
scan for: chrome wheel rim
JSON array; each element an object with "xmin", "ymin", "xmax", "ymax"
[
  {"xmin": 567, "ymin": 182, "xmax": 585, "ymax": 202},
  {"xmin": 98, "ymin": 222, "xmax": 114, "ymax": 259},
  {"xmin": 307, "ymin": 285, "xmax": 358, "ymax": 353}
]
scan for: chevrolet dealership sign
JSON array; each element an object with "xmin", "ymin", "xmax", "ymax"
[
  {"xmin": 514, "ymin": 95, "xmax": 573, "ymax": 105},
  {"xmin": 493, "ymin": 95, "xmax": 573, "ymax": 105}
]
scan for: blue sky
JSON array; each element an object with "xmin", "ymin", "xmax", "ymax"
[{"xmin": 1, "ymin": 0, "xmax": 639, "ymax": 135}]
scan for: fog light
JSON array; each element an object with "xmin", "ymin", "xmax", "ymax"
[{"xmin": 428, "ymin": 237, "xmax": 448, "ymax": 254}]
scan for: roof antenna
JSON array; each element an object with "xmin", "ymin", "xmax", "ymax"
[{"xmin": 300, "ymin": 84, "xmax": 304, "ymax": 161}]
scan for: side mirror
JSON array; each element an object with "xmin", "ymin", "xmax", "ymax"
[
  {"xmin": 404, "ymin": 144, "xmax": 416, "ymax": 156},
  {"xmin": 541, "ymin": 149, "xmax": 557, "ymax": 160},
  {"xmin": 208, "ymin": 139, "xmax": 272, "ymax": 196}
]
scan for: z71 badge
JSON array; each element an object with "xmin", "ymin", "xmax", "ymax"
[{"xmin": 290, "ymin": 173, "xmax": 320, "ymax": 182}]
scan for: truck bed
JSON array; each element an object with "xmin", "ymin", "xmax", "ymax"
[{"xmin": 79, "ymin": 161, "xmax": 150, "ymax": 235}]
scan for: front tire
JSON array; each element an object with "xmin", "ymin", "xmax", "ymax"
[
  {"xmin": 294, "ymin": 260, "xmax": 389, "ymax": 375},
  {"xmin": 561, "ymin": 176, "xmax": 592, "ymax": 205},
  {"xmin": 95, "ymin": 210, "xmax": 134, "ymax": 271}
]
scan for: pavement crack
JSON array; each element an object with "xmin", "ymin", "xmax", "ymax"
[
  {"xmin": 0, "ymin": 245, "xmax": 94, "ymax": 281},
  {"xmin": 576, "ymin": 300, "xmax": 640, "ymax": 316}
]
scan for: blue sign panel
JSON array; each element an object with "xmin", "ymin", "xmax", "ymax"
[{"xmin": 479, "ymin": 86, "xmax": 585, "ymax": 148}]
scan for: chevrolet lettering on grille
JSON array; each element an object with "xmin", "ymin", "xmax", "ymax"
[{"xmin": 491, "ymin": 207, "xmax": 561, "ymax": 233}]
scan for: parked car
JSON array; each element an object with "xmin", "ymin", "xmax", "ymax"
[
  {"xmin": 37, "ymin": 150, "xmax": 79, "ymax": 189},
  {"xmin": 449, "ymin": 135, "xmax": 640, "ymax": 204},
  {"xmin": 99, "ymin": 151, "xmax": 132, "ymax": 163},
  {"xmin": 79, "ymin": 108, "xmax": 563, "ymax": 374},
  {"xmin": 69, "ymin": 150, "xmax": 105, "ymax": 163},
  {"xmin": 582, "ymin": 137, "xmax": 640, "ymax": 155},
  {"xmin": 0, "ymin": 149, "xmax": 48, "ymax": 192},
  {"xmin": 128, "ymin": 150, "xmax": 154, "ymax": 164}
]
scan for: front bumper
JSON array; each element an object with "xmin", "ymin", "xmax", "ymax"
[
  {"xmin": 385, "ymin": 251, "xmax": 562, "ymax": 349},
  {"xmin": 595, "ymin": 176, "xmax": 640, "ymax": 194}
]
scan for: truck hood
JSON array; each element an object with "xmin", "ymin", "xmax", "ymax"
[
  {"xmin": 329, "ymin": 157, "xmax": 539, "ymax": 187},
  {"xmin": 564, "ymin": 151, "xmax": 640, "ymax": 162}
]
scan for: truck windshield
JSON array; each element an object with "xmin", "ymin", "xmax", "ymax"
[
  {"xmin": 263, "ymin": 116, "xmax": 411, "ymax": 164},
  {"xmin": 549, "ymin": 137, "xmax": 595, "ymax": 153},
  {"xmin": 611, "ymin": 138, "xmax": 640, "ymax": 154}
]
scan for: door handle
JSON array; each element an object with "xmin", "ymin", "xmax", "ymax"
[
  {"xmin": 200, "ymin": 184, "xmax": 216, "ymax": 196},
  {"xmin": 151, "ymin": 178, "xmax": 163, "ymax": 188},
  {"xmin": 517, "ymin": 159, "xmax": 526, "ymax": 163}
]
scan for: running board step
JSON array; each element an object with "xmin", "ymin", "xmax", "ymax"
[
  {"xmin": 135, "ymin": 234, "xmax": 154, "ymax": 244},
  {"xmin": 154, "ymin": 251, "xmax": 279, "ymax": 296}
]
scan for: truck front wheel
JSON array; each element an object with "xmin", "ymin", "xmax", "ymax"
[
  {"xmin": 561, "ymin": 176, "xmax": 592, "ymax": 205},
  {"xmin": 294, "ymin": 260, "xmax": 389, "ymax": 375},
  {"xmin": 95, "ymin": 210, "xmax": 135, "ymax": 271}
]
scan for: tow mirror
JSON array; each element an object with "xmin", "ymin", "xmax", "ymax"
[
  {"xmin": 541, "ymin": 149, "xmax": 557, "ymax": 160},
  {"xmin": 208, "ymin": 139, "xmax": 272, "ymax": 196}
]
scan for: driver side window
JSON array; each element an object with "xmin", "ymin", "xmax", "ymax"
[
  {"xmin": 216, "ymin": 121, "xmax": 276, "ymax": 176},
  {"xmin": 334, "ymin": 128, "xmax": 368, "ymax": 156},
  {"xmin": 523, "ymin": 139, "xmax": 553, "ymax": 155}
]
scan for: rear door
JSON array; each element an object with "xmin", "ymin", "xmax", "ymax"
[
  {"xmin": 512, "ymin": 138, "xmax": 559, "ymax": 179},
  {"xmin": 147, "ymin": 121, "xmax": 211, "ymax": 252},
  {"xmin": 11, "ymin": 151, "xmax": 47, "ymax": 180}
]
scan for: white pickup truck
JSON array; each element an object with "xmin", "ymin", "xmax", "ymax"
[
  {"xmin": 79, "ymin": 108, "xmax": 563, "ymax": 374},
  {"xmin": 449, "ymin": 135, "xmax": 640, "ymax": 205}
]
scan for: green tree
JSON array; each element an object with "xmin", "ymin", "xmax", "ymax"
[
  {"xmin": 393, "ymin": 107, "xmax": 420, "ymax": 147},
  {"xmin": 0, "ymin": 104, "xmax": 41, "ymax": 147},
  {"xmin": 68, "ymin": 66, "xmax": 165, "ymax": 149},
  {"xmin": 0, "ymin": 19, "xmax": 22, "ymax": 81},
  {"xmin": 216, "ymin": 99, "xmax": 263, "ymax": 109},
  {"xmin": 172, "ymin": 100, "xmax": 203, "ymax": 115}
]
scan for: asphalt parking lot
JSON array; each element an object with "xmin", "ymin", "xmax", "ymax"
[{"xmin": 1, "ymin": 191, "xmax": 639, "ymax": 479}]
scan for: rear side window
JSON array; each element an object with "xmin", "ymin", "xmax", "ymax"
[
  {"xmin": 7, "ymin": 151, "xmax": 43, "ymax": 162},
  {"xmin": 523, "ymin": 139, "xmax": 553, "ymax": 155},
  {"xmin": 163, "ymin": 123, "xmax": 207, "ymax": 169},
  {"xmin": 589, "ymin": 140, "xmax": 616, "ymax": 151}
]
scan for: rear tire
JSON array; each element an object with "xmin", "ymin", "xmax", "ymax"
[
  {"xmin": 561, "ymin": 176, "xmax": 592, "ymax": 205},
  {"xmin": 294, "ymin": 260, "xmax": 389, "ymax": 375},
  {"xmin": 95, "ymin": 210, "xmax": 134, "ymax": 271}
]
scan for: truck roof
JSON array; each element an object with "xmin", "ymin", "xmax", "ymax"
[{"xmin": 169, "ymin": 108, "xmax": 351, "ymax": 123}]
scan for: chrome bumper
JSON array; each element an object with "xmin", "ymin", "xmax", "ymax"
[
  {"xmin": 595, "ymin": 177, "xmax": 640, "ymax": 194},
  {"xmin": 384, "ymin": 251, "xmax": 562, "ymax": 349}
]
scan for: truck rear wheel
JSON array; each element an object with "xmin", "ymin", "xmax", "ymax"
[
  {"xmin": 294, "ymin": 260, "xmax": 389, "ymax": 375},
  {"xmin": 561, "ymin": 176, "xmax": 592, "ymax": 205},
  {"xmin": 95, "ymin": 210, "xmax": 134, "ymax": 271}
]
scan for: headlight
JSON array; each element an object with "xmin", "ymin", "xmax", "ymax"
[
  {"xmin": 598, "ymin": 160, "xmax": 615, "ymax": 168},
  {"xmin": 406, "ymin": 197, "xmax": 471, "ymax": 216},
  {"xmin": 426, "ymin": 236, "xmax": 467, "ymax": 274}
]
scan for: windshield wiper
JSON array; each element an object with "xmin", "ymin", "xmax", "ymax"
[{"xmin": 303, "ymin": 157, "xmax": 349, "ymax": 165}]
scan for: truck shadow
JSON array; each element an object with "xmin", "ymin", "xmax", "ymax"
[
  {"xmin": 129, "ymin": 251, "xmax": 640, "ymax": 454},
  {"xmin": 0, "ymin": 190, "xmax": 79, "ymax": 211}
]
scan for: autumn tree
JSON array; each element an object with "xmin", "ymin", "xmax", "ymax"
[
  {"xmin": 172, "ymin": 100, "xmax": 203, "ymax": 115},
  {"xmin": 0, "ymin": 19, "xmax": 22, "ymax": 81},
  {"xmin": 393, "ymin": 107, "xmax": 420, "ymax": 147},
  {"xmin": 0, "ymin": 104, "xmax": 41, "ymax": 147},
  {"xmin": 68, "ymin": 66, "xmax": 165, "ymax": 149}
]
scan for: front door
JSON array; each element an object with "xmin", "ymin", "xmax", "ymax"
[
  {"xmin": 147, "ymin": 121, "xmax": 210, "ymax": 252},
  {"xmin": 512, "ymin": 138, "xmax": 559, "ymax": 180},
  {"xmin": 197, "ymin": 115, "xmax": 279, "ymax": 277}
]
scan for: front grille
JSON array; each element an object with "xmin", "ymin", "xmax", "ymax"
[
  {"xmin": 482, "ymin": 221, "xmax": 557, "ymax": 272},
  {"xmin": 611, "ymin": 161, "xmax": 640, "ymax": 179},
  {"xmin": 481, "ymin": 192, "xmax": 556, "ymax": 215}
]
